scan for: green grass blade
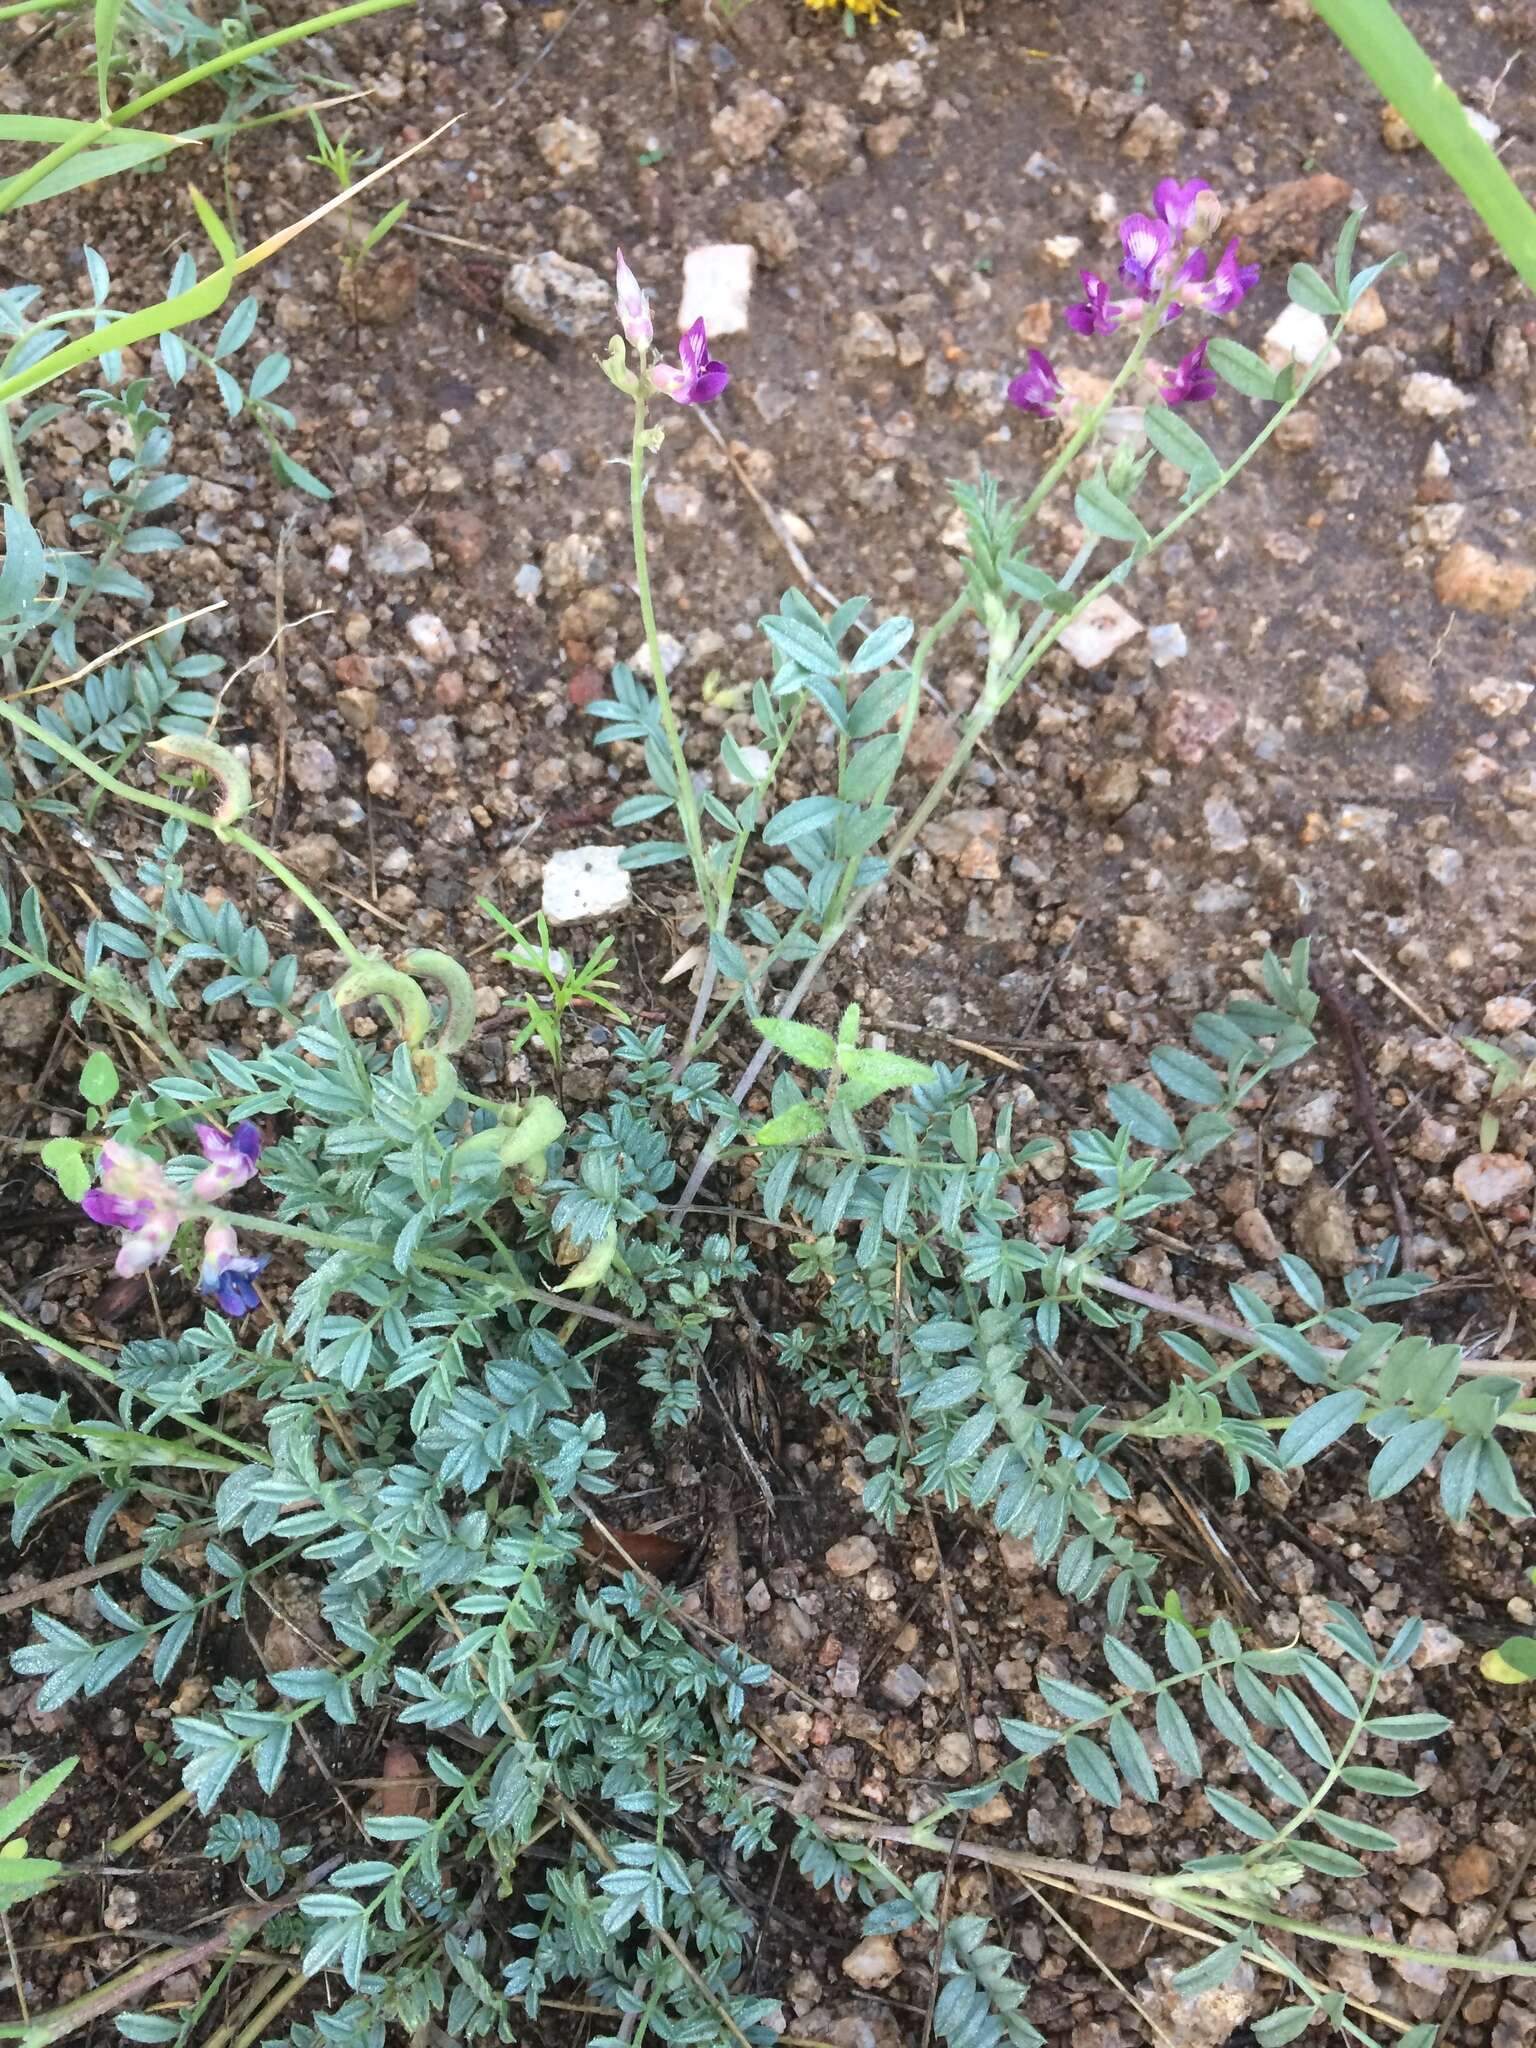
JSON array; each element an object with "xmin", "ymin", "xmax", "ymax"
[
  {"xmin": 11, "ymin": 133, "xmax": 188, "ymax": 205},
  {"xmin": 0, "ymin": 0, "xmax": 412, "ymax": 215},
  {"xmin": 1309, "ymin": 0, "xmax": 1536, "ymax": 292},
  {"xmin": 93, "ymin": 0, "xmax": 125, "ymax": 116}
]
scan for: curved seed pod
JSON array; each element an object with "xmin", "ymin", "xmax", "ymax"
[
  {"xmin": 448, "ymin": 1095, "xmax": 566, "ymax": 1178},
  {"xmin": 401, "ymin": 948, "xmax": 478, "ymax": 1056},
  {"xmin": 496, "ymin": 1095, "xmax": 566, "ymax": 1171},
  {"xmin": 331, "ymin": 959, "xmax": 433, "ymax": 1046},
  {"xmin": 411, "ymin": 1050, "xmax": 460, "ymax": 1123},
  {"xmin": 554, "ymin": 1225, "xmax": 617, "ymax": 1293},
  {"xmin": 148, "ymin": 734, "xmax": 252, "ymax": 827}
]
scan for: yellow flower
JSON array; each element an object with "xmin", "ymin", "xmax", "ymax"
[{"xmin": 800, "ymin": 0, "xmax": 898, "ymax": 21}]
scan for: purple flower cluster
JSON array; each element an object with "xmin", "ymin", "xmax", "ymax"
[
  {"xmin": 612, "ymin": 253, "xmax": 731, "ymax": 408},
  {"xmin": 82, "ymin": 1122, "xmax": 268, "ymax": 1315},
  {"xmin": 1009, "ymin": 175, "xmax": 1259, "ymax": 419}
]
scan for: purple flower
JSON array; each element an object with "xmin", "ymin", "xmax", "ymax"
[
  {"xmin": 1183, "ymin": 238, "xmax": 1260, "ymax": 317},
  {"xmin": 650, "ymin": 319, "xmax": 730, "ymax": 406},
  {"xmin": 1117, "ymin": 212, "xmax": 1176, "ymax": 298},
  {"xmin": 1006, "ymin": 349, "xmax": 1064, "ymax": 419},
  {"xmin": 614, "ymin": 247, "xmax": 652, "ymax": 351},
  {"xmin": 1064, "ymin": 271, "xmax": 1124, "ymax": 337},
  {"xmin": 1160, "ymin": 340, "xmax": 1218, "ymax": 407},
  {"xmin": 1153, "ymin": 177, "xmax": 1212, "ymax": 238},
  {"xmin": 198, "ymin": 1223, "xmax": 269, "ymax": 1317},
  {"xmin": 82, "ymin": 1141, "xmax": 183, "ymax": 1277},
  {"xmin": 192, "ymin": 1121, "xmax": 262, "ymax": 1202}
]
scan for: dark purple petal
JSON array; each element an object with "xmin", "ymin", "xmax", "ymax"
[
  {"xmin": 689, "ymin": 361, "xmax": 731, "ymax": 403},
  {"xmin": 1153, "ymin": 177, "xmax": 1211, "ymax": 236},
  {"xmin": 82, "ymin": 1189, "xmax": 147, "ymax": 1228},
  {"xmin": 1194, "ymin": 239, "xmax": 1260, "ymax": 315},
  {"xmin": 1006, "ymin": 348, "xmax": 1063, "ymax": 418},
  {"xmin": 232, "ymin": 1122, "xmax": 263, "ymax": 1163},
  {"xmin": 1160, "ymin": 340, "xmax": 1218, "ymax": 406},
  {"xmin": 1065, "ymin": 271, "xmax": 1122, "ymax": 337}
]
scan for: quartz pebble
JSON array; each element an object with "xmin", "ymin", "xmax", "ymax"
[
  {"xmin": 678, "ymin": 243, "xmax": 755, "ymax": 338},
  {"xmin": 541, "ymin": 846, "xmax": 632, "ymax": 926}
]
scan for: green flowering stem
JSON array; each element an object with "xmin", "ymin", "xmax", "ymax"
[
  {"xmin": 188, "ymin": 1204, "xmax": 661, "ymax": 1338},
  {"xmin": 629, "ymin": 378, "xmax": 716, "ymax": 926},
  {"xmin": 872, "ymin": 321, "xmax": 1340, "ymax": 906},
  {"xmin": 1016, "ymin": 289, "xmax": 1168, "ymax": 530}
]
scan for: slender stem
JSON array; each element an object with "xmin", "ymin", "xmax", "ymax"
[
  {"xmin": 629, "ymin": 380, "xmax": 714, "ymax": 925},
  {"xmin": 0, "ymin": 401, "xmax": 25, "ymax": 513},
  {"xmin": 0, "ymin": 696, "xmax": 366, "ymax": 968},
  {"xmin": 1015, "ymin": 295, "xmax": 1164, "ymax": 528},
  {"xmin": 0, "ymin": 1307, "xmax": 261, "ymax": 1461},
  {"xmin": 882, "ymin": 538, "xmax": 1097, "ymax": 876},
  {"xmin": 1090, "ymin": 1269, "xmax": 1536, "ymax": 1383},
  {"xmin": 188, "ymin": 1202, "xmax": 662, "ymax": 1338}
]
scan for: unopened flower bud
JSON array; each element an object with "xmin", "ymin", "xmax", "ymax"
[
  {"xmin": 614, "ymin": 247, "xmax": 652, "ymax": 350},
  {"xmin": 1191, "ymin": 188, "xmax": 1224, "ymax": 240}
]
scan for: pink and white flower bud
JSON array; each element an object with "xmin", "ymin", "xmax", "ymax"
[
  {"xmin": 614, "ymin": 248, "xmax": 652, "ymax": 350},
  {"xmin": 1191, "ymin": 188, "xmax": 1225, "ymax": 240}
]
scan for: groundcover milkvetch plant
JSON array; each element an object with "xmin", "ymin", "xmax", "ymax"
[{"xmin": 2, "ymin": 169, "xmax": 1533, "ymax": 2048}]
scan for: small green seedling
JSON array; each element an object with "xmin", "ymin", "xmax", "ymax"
[
  {"xmin": 307, "ymin": 111, "xmax": 411, "ymax": 284},
  {"xmin": 0, "ymin": 1756, "xmax": 76, "ymax": 1909},
  {"xmin": 41, "ymin": 1048, "xmax": 119, "ymax": 1200},
  {"xmin": 752, "ymin": 1001, "xmax": 936, "ymax": 1144},
  {"xmin": 1463, "ymin": 1035, "xmax": 1536, "ymax": 1152},
  {"xmin": 479, "ymin": 906, "xmax": 628, "ymax": 1076}
]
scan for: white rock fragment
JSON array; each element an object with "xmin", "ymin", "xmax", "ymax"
[
  {"xmin": 367, "ymin": 524, "xmax": 433, "ymax": 577},
  {"xmin": 1041, "ymin": 234, "xmax": 1083, "ymax": 266},
  {"xmin": 1465, "ymin": 107, "xmax": 1500, "ymax": 144},
  {"xmin": 406, "ymin": 612, "xmax": 456, "ymax": 664},
  {"xmin": 542, "ymin": 846, "xmax": 632, "ymax": 926},
  {"xmin": 1453, "ymin": 1152, "xmax": 1534, "ymax": 1212},
  {"xmin": 841, "ymin": 1935, "xmax": 902, "ymax": 1990},
  {"xmin": 1146, "ymin": 622, "xmax": 1187, "ymax": 668},
  {"xmin": 1400, "ymin": 371, "xmax": 1474, "ymax": 419},
  {"xmin": 513, "ymin": 563, "xmax": 543, "ymax": 603},
  {"xmin": 718, "ymin": 741, "xmax": 771, "ymax": 793},
  {"xmin": 1465, "ymin": 676, "xmax": 1532, "ymax": 718},
  {"xmin": 1202, "ymin": 794, "xmax": 1248, "ymax": 853},
  {"xmin": 1262, "ymin": 304, "xmax": 1340, "ymax": 380},
  {"xmin": 1058, "ymin": 595, "xmax": 1142, "ymax": 669},
  {"xmin": 678, "ymin": 243, "xmax": 756, "ymax": 339},
  {"xmin": 629, "ymin": 632, "xmax": 686, "ymax": 680}
]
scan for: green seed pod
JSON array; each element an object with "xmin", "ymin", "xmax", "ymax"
[
  {"xmin": 496, "ymin": 1094, "xmax": 566, "ymax": 1171},
  {"xmin": 411, "ymin": 1050, "xmax": 460, "ymax": 1123},
  {"xmin": 148, "ymin": 734, "xmax": 252, "ymax": 827},
  {"xmin": 448, "ymin": 1095, "xmax": 566, "ymax": 1179},
  {"xmin": 401, "ymin": 948, "xmax": 478, "ymax": 1056},
  {"xmin": 554, "ymin": 1225, "xmax": 617, "ymax": 1292},
  {"xmin": 331, "ymin": 959, "xmax": 433, "ymax": 1046}
]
